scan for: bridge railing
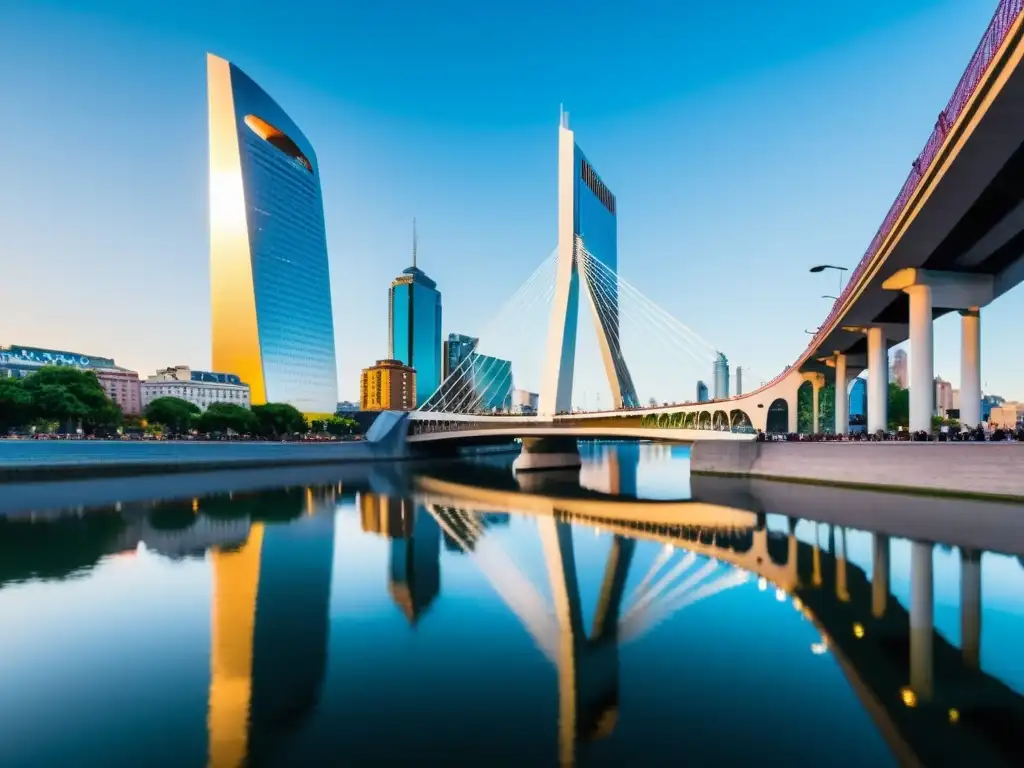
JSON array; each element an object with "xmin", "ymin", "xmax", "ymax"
[{"xmin": 743, "ymin": 0, "xmax": 1024, "ymax": 399}]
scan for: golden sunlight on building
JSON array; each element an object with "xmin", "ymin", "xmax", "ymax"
[
  {"xmin": 207, "ymin": 524, "xmax": 264, "ymax": 768},
  {"xmin": 360, "ymin": 359, "xmax": 416, "ymax": 411}
]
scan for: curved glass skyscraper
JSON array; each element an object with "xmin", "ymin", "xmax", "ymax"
[{"xmin": 207, "ymin": 53, "xmax": 338, "ymax": 415}]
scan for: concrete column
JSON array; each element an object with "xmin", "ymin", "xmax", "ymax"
[
  {"xmin": 961, "ymin": 549, "xmax": 982, "ymax": 669},
  {"xmin": 872, "ymin": 533, "xmax": 889, "ymax": 619},
  {"xmin": 834, "ymin": 353, "xmax": 848, "ymax": 435},
  {"xmin": 787, "ymin": 395, "xmax": 798, "ymax": 434},
  {"xmin": 907, "ymin": 284, "xmax": 934, "ymax": 433},
  {"xmin": 910, "ymin": 541, "xmax": 934, "ymax": 700},
  {"xmin": 867, "ymin": 327, "xmax": 888, "ymax": 433},
  {"xmin": 811, "ymin": 382, "xmax": 820, "ymax": 434},
  {"xmin": 960, "ymin": 308, "xmax": 982, "ymax": 428}
]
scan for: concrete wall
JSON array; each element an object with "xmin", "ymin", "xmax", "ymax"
[{"xmin": 691, "ymin": 442, "xmax": 1024, "ymax": 500}]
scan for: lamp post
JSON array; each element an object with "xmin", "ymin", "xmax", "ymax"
[
  {"xmin": 810, "ymin": 264, "xmax": 849, "ymax": 295},
  {"xmin": 822, "ymin": 295, "xmax": 838, "ymax": 301}
]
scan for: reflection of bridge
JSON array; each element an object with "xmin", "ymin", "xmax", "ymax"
[
  {"xmin": 413, "ymin": 471, "xmax": 1024, "ymax": 768},
  {"xmin": 389, "ymin": 2, "xmax": 1024, "ymax": 446}
]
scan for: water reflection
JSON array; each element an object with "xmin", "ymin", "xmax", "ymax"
[{"xmin": 0, "ymin": 445, "xmax": 1023, "ymax": 766}]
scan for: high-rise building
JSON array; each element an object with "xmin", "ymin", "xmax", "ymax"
[
  {"xmin": 389, "ymin": 221, "xmax": 442, "ymax": 407},
  {"xmin": 540, "ymin": 109, "xmax": 639, "ymax": 415},
  {"xmin": 438, "ymin": 332, "xmax": 512, "ymax": 412},
  {"xmin": 360, "ymin": 359, "xmax": 416, "ymax": 411},
  {"xmin": 713, "ymin": 353, "xmax": 730, "ymax": 400},
  {"xmin": 849, "ymin": 377, "xmax": 867, "ymax": 418},
  {"xmin": 207, "ymin": 53, "xmax": 338, "ymax": 416},
  {"xmin": 735, "ymin": 366, "xmax": 743, "ymax": 396},
  {"xmin": 934, "ymin": 376, "xmax": 954, "ymax": 416},
  {"xmin": 890, "ymin": 349, "xmax": 909, "ymax": 389},
  {"xmin": 696, "ymin": 380, "xmax": 709, "ymax": 403}
]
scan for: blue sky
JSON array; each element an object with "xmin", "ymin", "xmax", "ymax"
[{"xmin": 1, "ymin": 0, "xmax": 1020, "ymax": 402}]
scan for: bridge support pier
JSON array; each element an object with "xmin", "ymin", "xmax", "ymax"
[
  {"xmin": 834, "ymin": 353, "xmax": 848, "ymax": 435},
  {"xmin": 961, "ymin": 549, "xmax": 982, "ymax": 669},
  {"xmin": 514, "ymin": 437, "xmax": 582, "ymax": 473},
  {"xmin": 910, "ymin": 541, "xmax": 934, "ymax": 700},
  {"xmin": 960, "ymin": 308, "xmax": 982, "ymax": 428},
  {"xmin": 872, "ymin": 533, "xmax": 889, "ymax": 619},
  {"xmin": 866, "ymin": 327, "xmax": 888, "ymax": 434},
  {"xmin": 907, "ymin": 284, "xmax": 935, "ymax": 433}
]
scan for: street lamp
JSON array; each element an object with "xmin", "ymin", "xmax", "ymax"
[
  {"xmin": 804, "ymin": 329, "xmax": 817, "ymax": 335},
  {"xmin": 822, "ymin": 295, "xmax": 838, "ymax": 301},
  {"xmin": 810, "ymin": 264, "xmax": 849, "ymax": 294}
]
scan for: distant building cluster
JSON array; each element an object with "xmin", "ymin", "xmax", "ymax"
[{"xmin": 142, "ymin": 366, "xmax": 251, "ymax": 412}]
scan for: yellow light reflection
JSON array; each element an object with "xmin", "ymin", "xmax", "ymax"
[
  {"xmin": 948, "ymin": 708, "xmax": 960, "ymax": 724},
  {"xmin": 853, "ymin": 622, "xmax": 865, "ymax": 639},
  {"xmin": 900, "ymin": 687, "xmax": 917, "ymax": 708}
]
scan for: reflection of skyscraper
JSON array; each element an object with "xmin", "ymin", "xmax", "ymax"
[
  {"xmin": 389, "ymin": 223, "xmax": 442, "ymax": 407},
  {"xmin": 434, "ymin": 507, "xmax": 510, "ymax": 553},
  {"xmin": 207, "ymin": 54, "xmax": 338, "ymax": 414},
  {"xmin": 359, "ymin": 494, "xmax": 413, "ymax": 539},
  {"xmin": 389, "ymin": 507, "xmax": 441, "ymax": 625},
  {"xmin": 207, "ymin": 493, "xmax": 336, "ymax": 767}
]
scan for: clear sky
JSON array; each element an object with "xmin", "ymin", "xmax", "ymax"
[{"xmin": 1, "ymin": 0, "xmax": 1020, "ymax": 403}]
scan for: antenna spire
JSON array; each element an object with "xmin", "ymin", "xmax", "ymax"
[{"xmin": 412, "ymin": 217, "xmax": 418, "ymax": 269}]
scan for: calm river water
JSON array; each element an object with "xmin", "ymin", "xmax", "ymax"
[{"xmin": 1, "ymin": 441, "xmax": 1023, "ymax": 767}]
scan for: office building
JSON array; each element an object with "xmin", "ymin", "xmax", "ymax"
[
  {"xmin": 696, "ymin": 380, "xmax": 709, "ymax": 403},
  {"xmin": 540, "ymin": 109, "xmax": 639, "ymax": 415},
  {"xmin": 735, "ymin": 366, "xmax": 743, "ymax": 396},
  {"xmin": 890, "ymin": 349, "xmax": 908, "ymax": 389},
  {"xmin": 849, "ymin": 377, "xmax": 867, "ymax": 418},
  {"xmin": 336, "ymin": 400, "xmax": 359, "ymax": 413},
  {"xmin": 390, "ymin": 221, "xmax": 442, "ymax": 407},
  {"xmin": 0, "ymin": 345, "xmax": 142, "ymax": 414},
  {"xmin": 713, "ymin": 353, "xmax": 729, "ymax": 400},
  {"xmin": 990, "ymin": 404, "xmax": 1024, "ymax": 429},
  {"xmin": 934, "ymin": 376, "xmax": 954, "ymax": 416},
  {"xmin": 141, "ymin": 366, "xmax": 250, "ymax": 412},
  {"xmin": 513, "ymin": 389, "xmax": 539, "ymax": 414},
  {"xmin": 360, "ymin": 359, "xmax": 416, "ymax": 411},
  {"xmin": 207, "ymin": 53, "xmax": 338, "ymax": 415},
  {"xmin": 438, "ymin": 333, "xmax": 512, "ymax": 412}
]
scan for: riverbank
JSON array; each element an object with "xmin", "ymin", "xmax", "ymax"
[
  {"xmin": 690, "ymin": 441, "xmax": 1024, "ymax": 501},
  {"xmin": 0, "ymin": 440, "xmax": 386, "ymax": 482}
]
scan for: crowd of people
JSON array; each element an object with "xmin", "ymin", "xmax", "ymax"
[{"xmin": 757, "ymin": 426, "xmax": 1024, "ymax": 443}]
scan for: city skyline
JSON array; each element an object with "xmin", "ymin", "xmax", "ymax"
[{"xmin": 3, "ymin": 1, "xmax": 1023, "ymax": 402}]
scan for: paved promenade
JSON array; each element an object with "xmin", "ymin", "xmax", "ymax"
[
  {"xmin": 0, "ymin": 439, "xmax": 380, "ymax": 480},
  {"xmin": 691, "ymin": 441, "xmax": 1024, "ymax": 501}
]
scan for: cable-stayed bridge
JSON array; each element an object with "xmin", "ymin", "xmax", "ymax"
[{"xmin": 376, "ymin": 0, "xmax": 1024, "ymax": 448}]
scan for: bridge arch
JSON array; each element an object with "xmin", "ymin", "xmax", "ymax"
[
  {"xmin": 766, "ymin": 398, "xmax": 789, "ymax": 434},
  {"xmin": 729, "ymin": 410, "xmax": 754, "ymax": 434},
  {"xmin": 712, "ymin": 411, "xmax": 729, "ymax": 432},
  {"xmin": 796, "ymin": 381, "xmax": 813, "ymax": 434},
  {"xmin": 698, "ymin": 411, "xmax": 711, "ymax": 430}
]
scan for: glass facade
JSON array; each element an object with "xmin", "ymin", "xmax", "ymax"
[
  {"xmin": 389, "ymin": 269, "xmax": 442, "ymax": 407},
  {"xmin": 575, "ymin": 149, "xmax": 638, "ymax": 408},
  {"xmin": 208, "ymin": 55, "xmax": 338, "ymax": 414}
]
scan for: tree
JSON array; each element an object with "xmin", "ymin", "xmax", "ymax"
[
  {"xmin": 251, "ymin": 403, "xmax": 308, "ymax": 438},
  {"xmin": 888, "ymin": 383, "xmax": 910, "ymax": 430},
  {"xmin": 0, "ymin": 378, "xmax": 33, "ymax": 433},
  {"xmin": 144, "ymin": 397, "xmax": 200, "ymax": 434},
  {"xmin": 21, "ymin": 367, "xmax": 119, "ymax": 433},
  {"xmin": 195, "ymin": 402, "xmax": 258, "ymax": 435},
  {"xmin": 310, "ymin": 419, "xmax": 326, "ymax": 434},
  {"xmin": 325, "ymin": 416, "xmax": 359, "ymax": 436}
]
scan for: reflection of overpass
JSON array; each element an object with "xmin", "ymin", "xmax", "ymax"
[{"xmin": 415, "ymin": 474, "xmax": 1024, "ymax": 768}]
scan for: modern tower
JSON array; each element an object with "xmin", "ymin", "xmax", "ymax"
[
  {"xmin": 713, "ymin": 353, "xmax": 729, "ymax": 400},
  {"xmin": 441, "ymin": 332, "xmax": 513, "ymax": 412},
  {"xmin": 207, "ymin": 53, "xmax": 338, "ymax": 415},
  {"xmin": 389, "ymin": 220, "xmax": 442, "ymax": 407},
  {"xmin": 539, "ymin": 109, "xmax": 639, "ymax": 417},
  {"xmin": 696, "ymin": 380, "xmax": 709, "ymax": 403}
]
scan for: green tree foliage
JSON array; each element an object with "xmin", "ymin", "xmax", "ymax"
[
  {"xmin": 325, "ymin": 416, "xmax": 359, "ymax": 436},
  {"xmin": 0, "ymin": 378, "xmax": 34, "ymax": 433},
  {"xmin": 251, "ymin": 403, "xmax": 308, "ymax": 438},
  {"xmin": 144, "ymin": 396, "xmax": 200, "ymax": 434},
  {"xmin": 195, "ymin": 402, "xmax": 258, "ymax": 435},
  {"xmin": 19, "ymin": 367, "xmax": 122, "ymax": 433},
  {"xmin": 888, "ymin": 383, "xmax": 910, "ymax": 430},
  {"xmin": 796, "ymin": 383, "xmax": 837, "ymax": 433}
]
